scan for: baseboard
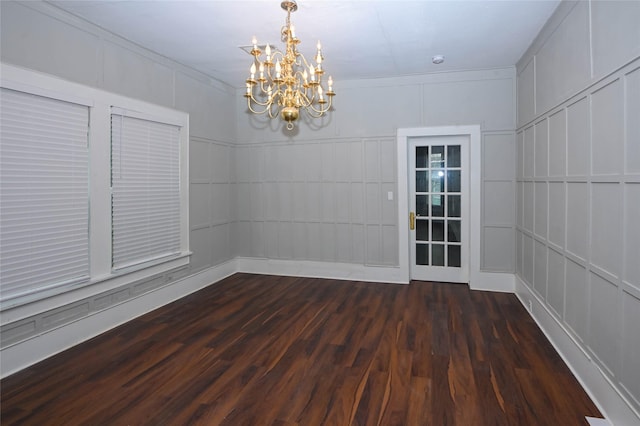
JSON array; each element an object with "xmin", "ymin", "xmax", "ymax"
[
  {"xmin": 0, "ymin": 260, "xmax": 237, "ymax": 379},
  {"xmin": 470, "ymin": 270, "xmax": 515, "ymax": 292},
  {"xmin": 236, "ymin": 257, "xmax": 408, "ymax": 284},
  {"xmin": 515, "ymin": 276, "xmax": 640, "ymax": 426},
  {"xmin": 236, "ymin": 257, "xmax": 516, "ymax": 292}
]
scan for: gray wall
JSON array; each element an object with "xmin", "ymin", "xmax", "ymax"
[
  {"xmin": 0, "ymin": 0, "xmax": 238, "ymax": 361},
  {"xmin": 0, "ymin": 0, "xmax": 238, "ymax": 279},
  {"xmin": 1, "ymin": 0, "xmax": 516, "ymax": 374},
  {"xmin": 516, "ymin": 0, "xmax": 640, "ymax": 418},
  {"xmin": 1, "ymin": 1, "xmax": 517, "ymax": 279},
  {"xmin": 235, "ymin": 69, "xmax": 517, "ymax": 271},
  {"xmin": 3, "ymin": 0, "xmax": 639, "ymax": 420}
]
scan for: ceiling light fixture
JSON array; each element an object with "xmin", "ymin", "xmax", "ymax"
[
  {"xmin": 432, "ymin": 55, "xmax": 445, "ymax": 64},
  {"xmin": 244, "ymin": 0, "xmax": 335, "ymax": 130}
]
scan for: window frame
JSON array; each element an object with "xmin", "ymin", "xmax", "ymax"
[{"xmin": 0, "ymin": 64, "xmax": 190, "ymax": 311}]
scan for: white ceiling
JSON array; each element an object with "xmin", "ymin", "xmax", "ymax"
[{"xmin": 50, "ymin": 0, "xmax": 560, "ymax": 89}]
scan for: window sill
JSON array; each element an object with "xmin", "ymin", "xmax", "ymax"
[{"xmin": 1, "ymin": 253, "xmax": 191, "ymax": 314}]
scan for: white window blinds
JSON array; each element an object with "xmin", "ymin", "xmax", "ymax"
[
  {"xmin": 110, "ymin": 112, "xmax": 181, "ymax": 270},
  {"xmin": 0, "ymin": 88, "xmax": 90, "ymax": 302}
]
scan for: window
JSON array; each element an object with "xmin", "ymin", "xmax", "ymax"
[
  {"xmin": 111, "ymin": 111, "xmax": 182, "ymax": 270},
  {"xmin": 0, "ymin": 88, "xmax": 90, "ymax": 301},
  {"xmin": 0, "ymin": 64, "xmax": 190, "ymax": 309}
]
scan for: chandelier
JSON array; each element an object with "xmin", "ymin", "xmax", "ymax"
[{"xmin": 244, "ymin": 0, "xmax": 335, "ymax": 130}]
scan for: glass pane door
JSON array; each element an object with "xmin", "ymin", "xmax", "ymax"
[{"xmin": 409, "ymin": 136, "xmax": 468, "ymax": 283}]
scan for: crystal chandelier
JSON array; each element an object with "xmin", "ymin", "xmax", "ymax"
[{"xmin": 244, "ymin": 0, "xmax": 335, "ymax": 130}]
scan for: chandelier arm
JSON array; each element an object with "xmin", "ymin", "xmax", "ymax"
[
  {"xmin": 270, "ymin": 51, "xmax": 285, "ymax": 63},
  {"xmin": 295, "ymin": 53, "xmax": 308, "ymax": 69},
  {"xmin": 296, "ymin": 91, "xmax": 312, "ymax": 108},
  {"xmin": 246, "ymin": 95, "xmax": 289, "ymax": 119},
  {"xmin": 246, "ymin": 97, "xmax": 272, "ymax": 115},
  {"xmin": 268, "ymin": 102, "xmax": 280, "ymax": 119},
  {"xmin": 261, "ymin": 52, "xmax": 284, "ymax": 82},
  {"xmin": 307, "ymin": 99, "xmax": 332, "ymax": 114},
  {"xmin": 301, "ymin": 106, "xmax": 326, "ymax": 118},
  {"xmin": 252, "ymin": 79, "xmax": 285, "ymax": 100},
  {"xmin": 298, "ymin": 54, "xmax": 321, "ymax": 85},
  {"xmin": 248, "ymin": 93, "xmax": 272, "ymax": 107},
  {"xmin": 293, "ymin": 69, "xmax": 314, "ymax": 89},
  {"xmin": 305, "ymin": 96, "xmax": 333, "ymax": 115},
  {"xmin": 272, "ymin": 87, "xmax": 285, "ymax": 100},
  {"xmin": 259, "ymin": 79, "xmax": 280, "ymax": 95},
  {"xmin": 303, "ymin": 86, "xmax": 318, "ymax": 106}
]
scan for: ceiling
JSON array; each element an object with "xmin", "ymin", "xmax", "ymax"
[{"xmin": 49, "ymin": 0, "xmax": 560, "ymax": 89}]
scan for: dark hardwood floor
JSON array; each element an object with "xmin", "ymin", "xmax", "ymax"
[{"xmin": 1, "ymin": 273, "xmax": 602, "ymax": 425}]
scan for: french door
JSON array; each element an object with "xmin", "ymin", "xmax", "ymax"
[{"xmin": 408, "ymin": 135, "xmax": 469, "ymax": 283}]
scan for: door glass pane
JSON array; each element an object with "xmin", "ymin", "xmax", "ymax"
[
  {"xmin": 432, "ymin": 244, "xmax": 445, "ymax": 266},
  {"xmin": 448, "ymin": 245, "xmax": 461, "ymax": 267},
  {"xmin": 448, "ymin": 220, "xmax": 461, "ymax": 242},
  {"xmin": 416, "ymin": 146, "xmax": 428, "ymax": 168},
  {"xmin": 447, "ymin": 145, "xmax": 461, "ymax": 167},
  {"xmin": 430, "ymin": 171, "xmax": 444, "ymax": 192},
  {"xmin": 431, "ymin": 195, "xmax": 444, "ymax": 217},
  {"xmin": 432, "ymin": 220, "xmax": 444, "ymax": 241},
  {"xmin": 416, "ymin": 195, "xmax": 429, "ymax": 216},
  {"xmin": 448, "ymin": 195, "xmax": 460, "ymax": 217},
  {"xmin": 412, "ymin": 141, "xmax": 464, "ymax": 276},
  {"xmin": 447, "ymin": 170, "xmax": 461, "ymax": 192},
  {"xmin": 416, "ymin": 244, "xmax": 429, "ymax": 265},
  {"xmin": 416, "ymin": 171, "xmax": 428, "ymax": 192},
  {"xmin": 430, "ymin": 146, "xmax": 445, "ymax": 168},
  {"xmin": 416, "ymin": 219, "xmax": 429, "ymax": 241}
]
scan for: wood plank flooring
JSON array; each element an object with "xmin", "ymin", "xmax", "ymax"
[{"xmin": 1, "ymin": 273, "xmax": 602, "ymax": 425}]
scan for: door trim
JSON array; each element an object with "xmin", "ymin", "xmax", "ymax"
[{"xmin": 397, "ymin": 125, "xmax": 481, "ymax": 285}]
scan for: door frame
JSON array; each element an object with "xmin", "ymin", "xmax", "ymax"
[{"xmin": 397, "ymin": 125, "xmax": 481, "ymax": 285}]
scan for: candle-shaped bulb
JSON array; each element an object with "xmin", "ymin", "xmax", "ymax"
[
  {"xmin": 303, "ymin": 69, "xmax": 308, "ymax": 81},
  {"xmin": 290, "ymin": 25, "xmax": 296, "ymax": 38},
  {"xmin": 252, "ymin": 36, "xmax": 257, "ymax": 48},
  {"xmin": 317, "ymin": 40, "xmax": 322, "ymax": 50},
  {"xmin": 328, "ymin": 76, "xmax": 333, "ymax": 90},
  {"xmin": 318, "ymin": 85, "xmax": 324, "ymax": 101},
  {"xmin": 265, "ymin": 44, "xmax": 271, "ymax": 57},
  {"xmin": 275, "ymin": 60, "xmax": 281, "ymax": 77},
  {"xmin": 316, "ymin": 52, "xmax": 322, "ymax": 64},
  {"xmin": 250, "ymin": 62, "xmax": 256, "ymax": 78},
  {"xmin": 309, "ymin": 66, "xmax": 315, "ymax": 79}
]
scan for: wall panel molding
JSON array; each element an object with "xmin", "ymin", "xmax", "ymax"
[
  {"xmin": 516, "ymin": 51, "xmax": 640, "ymax": 425},
  {"xmin": 516, "ymin": 277, "xmax": 640, "ymax": 426}
]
